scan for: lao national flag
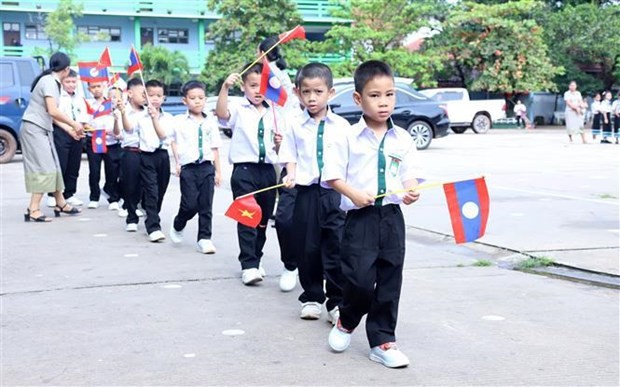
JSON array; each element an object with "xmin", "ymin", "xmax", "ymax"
[
  {"xmin": 78, "ymin": 61, "xmax": 109, "ymax": 82},
  {"xmin": 128, "ymin": 47, "xmax": 143, "ymax": 75},
  {"xmin": 279, "ymin": 25, "xmax": 305, "ymax": 44},
  {"xmin": 93, "ymin": 100, "xmax": 113, "ymax": 118},
  {"xmin": 259, "ymin": 60, "xmax": 287, "ymax": 107},
  {"xmin": 443, "ymin": 177, "xmax": 490, "ymax": 244},
  {"xmin": 97, "ymin": 47, "xmax": 112, "ymax": 70},
  {"xmin": 225, "ymin": 195, "xmax": 262, "ymax": 228},
  {"xmin": 91, "ymin": 130, "xmax": 107, "ymax": 154}
]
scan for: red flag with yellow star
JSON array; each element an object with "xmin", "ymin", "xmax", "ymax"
[{"xmin": 225, "ymin": 195, "xmax": 262, "ymax": 228}]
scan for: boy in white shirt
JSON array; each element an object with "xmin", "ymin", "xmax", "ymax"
[{"xmin": 169, "ymin": 81, "xmax": 222, "ymax": 253}]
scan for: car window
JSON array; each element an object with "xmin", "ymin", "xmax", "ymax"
[
  {"xmin": 438, "ymin": 91, "xmax": 463, "ymax": 101},
  {"xmin": 396, "ymin": 90, "xmax": 416, "ymax": 104},
  {"xmin": 0, "ymin": 63, "xmax": 15, "ymax": 88},
  {"xmin": 330, "ymin": 89, "xmax": 355, "ymax": 107},
  {"xmin": 17, "ymin": 62, "xmax": 36, "ymax": 88}
]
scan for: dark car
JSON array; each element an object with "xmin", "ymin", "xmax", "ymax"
[
  {"xmin": 329, "ymin": 81, "xmax": 450, "ymax": 150},
  {"xmin": 0, "ymin": 56, "xmax": 42, "ymax": 163}
]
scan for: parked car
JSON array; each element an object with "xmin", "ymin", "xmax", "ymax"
[
  {"xmin": 0, "ymin": 56, "xmax": 42, "ymax": 163},
  {"xmin": 419, "ymin": 87, "xmax": 506, "ymax": 134},
  {"xmin": 329, "ymin": 79, "xmax": 450, "ymax": 150}
]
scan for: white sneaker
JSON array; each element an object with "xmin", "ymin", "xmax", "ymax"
[
  {"xmin": 87, "ymin": 201, "xmax": 99, "ymax": 209},
  {"xmin": 108, "ymin": 202, "xmax": 120, "ymax": 211},
  {"xmin": 279, "ymin": 268, "xmax": 298, "ymax": 292},
  {"xmin": 117, "ymin": 209, "xmax": 128, "ymax": 217},
  {"xmin": 148, "ymin": 230, "xmax": 166, "ymax": 242},
  {"xmin": 169, "ymin": 223, "xmax": 184, "ymax": 244},
  {"xmin": 136, "ymin": 209, "xmax": 145, "ymax": 217},
  {"xmin": 369, "ymin": 343, "xmax": 410, "ymax": 368},
  {"xmin": 197, "ymin": 239, "xmax": 216, "ymax": 254},
  {"xmin": 46, "ymin": 196, "xmax": 56, "ymax": 208},
  {"xmin": 300, "ymin": 302, "xmax": 322, "ymax": 320},
  {"xmin": 125, "ymin": 223, "xmax": 138, "ymax": 232},
  {"xmin": 327, "ymin": 307, "xmax": 340, "ymax": 326},
  {"xmin": 66, "ymin": 196, "xmax": 83, "ymax": 206},
  {"xmin": 241, "ymin": 268, "xmax": 263, "ymax": 285},
  {"xmin": 328, "ymin": 319, "xmax": 353, "ymax": 352}
]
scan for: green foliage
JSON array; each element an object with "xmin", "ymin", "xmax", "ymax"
[
  {"xmin": 201, "ymin": 0, "xmax": 304, "ymax": 94},
  {"xmin": 434, "ymin": 0, "xmax": 562, "ymax": 93},
  {"xmin": 41, "ymin": 0, "xmax": 85, "ymax": 59},
  {"xmin": 139, "ymin": 44, "xmax": 191, "ymax": 87},
  {"xmin": 473, "ymin": 259, "xmax": 493, "ymax": 267},
  {"xmin": 317, "ymin": 0, "xmax": 448, "ymax": 88},
  {"xmin": 518, "ymin": 256, "xmax": 555, "ymax": 270}
]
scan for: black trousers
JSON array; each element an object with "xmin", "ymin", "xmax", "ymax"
[
  {"xmin": 140, "ymin": 149, "xmax": 171, "ymax": 234},
  {"xmin": 85, "ymin": 140, "xmax": 121, "ymax": 203},
  {"xmin": 48, "ymin": 125, "xmax": 82, "ymax": 199},
  {"xmin": 230, "ymin": 163, "xmax": 277, "ymax": 270},
  {"xmin": 275, "ymin": 168, "xmax": 298, "ymax": 271},
  {"xmin": 592, "ymin": 113, "xmax": 601, "ymax": 131},
  {"xmin": 120, "ymin": 148, "xmax": 141, "ymax": 224},
  {"xmin": 293, "ymin": 184, "xmax": 345, "ymax": 311},
  {"xmin": 173, "ymin": 161, "xmax": 215, "ymax": 241},
  {"xmin": 339, "ymin": 204, "xmax": 406, "ymax": 348},
  {"xmin": 602, "ymin": 112, "xmax": 612, "ymax": 137}
]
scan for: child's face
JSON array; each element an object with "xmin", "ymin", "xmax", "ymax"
[
  {"xmin": 146, "ymin": 86, "xmax": 164, "ymax": 109},
  {"xmin": 296, "ymin": 77, "xmax": 334, "ymax": 116},
  {"xmin": 242, "ymin": 72, "xmax": 264, "ymax": 106},
  {"xmin": 595, "ymin": 94, "xmax": 601, "ymax": 101},
  {"xmin": 62, "ymin": 76, "xmax": 78, "ymax": 95},
  {"xmin": 88, "ymin": 82, "xmax": 105, "ymax": 98},
  {"xmin": 353, "ymin": 75, "xmax": 395, "ymax": 125},
  {"xmin": 128, "ymin": 85, "xmax": 146, "ymax": 106},
  {"xmin": 183, "ymin": 87, "xmax": 206, "ymax": 114},
  {"xmin": 605, "ymin": 92, "xmax": 612, "ymax": 100},
  {"xmin": 108, "ymin": 88, "xmax": 123, "ymax": 106}
]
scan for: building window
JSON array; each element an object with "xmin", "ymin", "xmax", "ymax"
[
  {"xmin": 141, "ymin": 27, "xmax": 154, "ymax": 46},
  {"xmin": 3, "ymin": 22, "xmax": 21, "ymax": 46},
  {"xmin": 158, "ymin": 28, "xmax": 188, "ymax": 44},
  {"xmin": 25, "ymin": 24, "xmax": 46, "ymax": 40},
  {"xmin": 77, "ymin": 25, "xmax": 121, "ymax": 42}
]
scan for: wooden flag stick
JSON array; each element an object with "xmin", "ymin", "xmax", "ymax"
[
  {"xmin": 374, "ymin": 181, "xmax": 445, "ymax": 199},
  {"xmin": 238, "ymin": 183, "xmax": 286, "ymax": 199},
  {"xmin": 238, "ymin": 25, "xmax": 299, "ymax": 77}
]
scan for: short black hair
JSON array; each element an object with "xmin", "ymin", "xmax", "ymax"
[
  {"xmin": 127, "ymin": 77, "xmax": 143, "ymax": 89},
  {"xmin": 259, "ymin": 36, "xmax": 287, "ymax": 70},
  {"xmin": 145, "ymin": 79, "xmax": 164, "ymax": 89},
  {"xmin": 181, "ymin": 80, "xmax": 206, "ymax": 96},
  {"xmin": 66, "ymin": 69, "xmax": 77, "ymax": 78},
  {"xmin": 295, "ymin": 62, "xmax": 333, "ymax": 89},
  {"xmin": 353, "ymin": 60, "xmax": 394, "ymax": 93},
  {"xmin": 241, "ymin": 62, "xmax": 262, "ymax": 82}
]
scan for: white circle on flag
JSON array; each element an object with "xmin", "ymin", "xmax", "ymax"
[
  {"xmin": 98, "ymin": 105, "xmax": 105, "ymax": 112},
  {"xmin": 95, "ymin": 137, "xmax": 103, "ymax": 145},
  {"xmin": 89, "ymin": 68, "xmax": 99, "ymax": 77},
  {"xmin": 269, "ymin": 76, "xmax": 281, "ymax": 89},
  {"xmin": 461, "ymin": 201, "xmax": 479, "ymax": 219}
]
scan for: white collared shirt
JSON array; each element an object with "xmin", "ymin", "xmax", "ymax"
[
  {"xmin": 322, "ymin": 116, "xmax": 422, "ymax": 211},
  {"xmin": 173, "ymin": 111, "xmax": 222, "ymax": 166},
  {"xmin": 59, "ymin": 90, "xmax": 89, "ymax": 123},
  {"xmin": 611, "ymin": 100, "xmax": 619, "ymax": 114},
  {"xmin": 599, "ymin": 100, "xmax": 612, "ymax": 113},
  {"xmin": 137, "ymin": 110, "xmax": 174, "ymax": 152},
  {"xmin": 222, "ymin": 98, "xmax": 285, "ymax": 164},
  {"xmin": 279, "ymin": 108, "xmax": 351, "ymax": 187},
  {"xmin": 121, "ymin": 103, "xmax": 148, "ymax": 148},
  {"xmin": 87, "ymin": 98, "xmax": 119, "ymax": 146},
  {"xmin": 591, "ymin": 100, "xmax": 601, "ymax": 114}
]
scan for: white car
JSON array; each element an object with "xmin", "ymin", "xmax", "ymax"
[{"xmin": 420, "ymin": 88, "xmax": 506, "ymax": 134}]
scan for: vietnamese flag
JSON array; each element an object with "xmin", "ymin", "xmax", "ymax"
[
  {"xmin": 108, "ymin": 72, "xmax": 120, "ymax": 87},
  {"xmin": 259, "ymin": 60, "xmax": 287, "ymax": 107},
  {"xmin": 443, "ymin": 177, "xmax": 490, "ymax": 244},
  {"xmin": 128, "ymin": 46, "xmax": 143, "ymax": 76},
  {"xmin": 97, "ymin": 47, "xmax": 112, "ymax": 70},
  {"xmin": 91, "ymin": 130, "xmax": 107, "ymax": 154},
  {"xmin": 279, "ymin": 25, "xmax": 306, "ymax": 43},
  {"xmin": 225, "ymin": 195, "xmax": 262, "ymax": 228},
  {"xmin": 84, "ymin": 98, "xmax": 95, "ymax": 115}
]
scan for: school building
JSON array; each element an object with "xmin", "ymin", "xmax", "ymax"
[{"xmin": 0, "ymin": 0, "xmax": 346, "ymax": 74}]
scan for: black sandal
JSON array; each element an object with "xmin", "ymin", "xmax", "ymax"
[
  {"xmin": 54, "ymin": 203, "xmax": 81, "ymax": 217},
  {"xmin": 24, "ymin": 208, "xmax": 52, "ymax": 222}
]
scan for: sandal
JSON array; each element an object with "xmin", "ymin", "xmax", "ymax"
[
  {"xmin": 54, "ymin": 203, "xmax": 82, "ymax": 217},
  {"xmin": 24, "ymin": 208, "xmax": 52, "ymax": 222}
]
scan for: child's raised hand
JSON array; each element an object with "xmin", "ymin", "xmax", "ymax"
[
  {"xmin": 223, "ymin": 73, "xmax": 241, "ymax": 89},
  {"xmin": 147, "ymin": 104, "xmax": 160, "ymax": 120},
  {"xmin": 350, "ymin": 188, "xmax": 375, "ymax": 208}
]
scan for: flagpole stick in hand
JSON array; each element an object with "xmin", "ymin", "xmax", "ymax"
[
  {"xmin": 374, "ymin": 181, "xmax": 445, "ymax": 199},
  {"xmin": 238, "ymin": 25, "xmax": 304, "ymax": 77},
  {"xmin": 238, "ymin": 183, "xmax": 286, "ymax": 199}
]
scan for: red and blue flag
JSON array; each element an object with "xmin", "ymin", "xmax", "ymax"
[
  {"xmin": 91, "ymin": 129, "xmax": 107, "ymax": 154},
  {"xmin": 92, "ymin": 100, "xmax": 113, "ymax": 119},
  {"xmin": 443, "ymin": 177, "xmax": 490, "ymax": 244},
  {"xmin": 97, "ymin": 47, "xmax": 112, "ymax": 70},
  {"xmin": 78, "ymin": 61, "xmax": 109, "ymax": 82},
  {"xmin": 128, "ymin": 47, "xmax": 143, "ymax": 76},
  {"xmin": 259, "ymin": 60, "xmax": 287, "ymax": 107}
]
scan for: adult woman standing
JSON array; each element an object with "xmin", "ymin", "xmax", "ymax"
[
  {"xmin": 563, "ymin": 81, "xmax": 587, "ymax": 144},
  {"xmin": 21, "ymin": 52, "xmax": 83, "ymax": 222}
]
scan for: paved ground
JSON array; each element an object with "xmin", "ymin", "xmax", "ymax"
[{"xmin": 1, "ymin": 128, "xmax": 619, "ymax": 386}]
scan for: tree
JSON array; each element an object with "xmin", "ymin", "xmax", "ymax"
[
  {"xmin": 139, "ymin": 44, "xmax": 191, "ymax": 88},
  {"xmin": 317, "ymin": 0, "xmax": 448, "ymax": 88},
  {"xmin": 433, "ymin": 0, "xmax": 562, "ymax": 93},
  {"xmin": 33, "ymin": 0, "xmax": 85, "ymax": 58},
  {"xmin": 201, "ymin": 0, "xmax": 304, "ymax": 93}
]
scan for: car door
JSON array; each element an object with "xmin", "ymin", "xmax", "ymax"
[
  {"xmin": 0, "ymin": 60, "xmax": 24, "ymax": 133},
  {"xmin": 329, "ymin": 87, "xmax": 362, "ymax": 124}
]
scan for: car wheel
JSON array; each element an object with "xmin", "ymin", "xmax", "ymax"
[
  {"xmin": 472, "ymin": 114, "xmax": 491, "ymax": 134},
  {"xmin": 407, "ymin": 121, "xmax": 433, "ymax": 150},
  {"xmin": 452, "ymin": 127, "xmax": 467, "ymax": 134},
  {"xmin": 0, "ymin": 129, "xmax": 17, "ymax": 164}
]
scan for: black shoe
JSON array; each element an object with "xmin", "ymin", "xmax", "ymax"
[
  {"xmin": 54, "ymin": 203, "xmax": 82, "ymax": 217},
  {"xmin": 24, "ymin": 208, "xmax": 52, "ymax": 222},
  {"xmin": 601, "ymin": 139, "xmax": 611, "ymax": 144}
]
